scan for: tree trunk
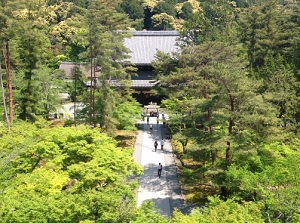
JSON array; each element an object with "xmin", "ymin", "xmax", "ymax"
[
  {"xmin": 6, "ymin": 43, "xmax": 13, "ymax": 126},
  {"xmin": 211, "ymin": 150, "xmax": 216, "ymax": 164},
  {"xmin": 0, "ymin": 59, "xmax": 10, "ymax": 130},
  {"xmin": 2, "ymin": 43, "xmax": 13, "ymax": 126},
  {"xmin": 226, "ymin": 95, "xmax": 235, "ymax": 162},
  {"xmin": 226, "ymin": 142, "xmax": 230, "ymax": 162}
]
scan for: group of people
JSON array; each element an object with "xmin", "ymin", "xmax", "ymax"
[
  {"xmin": 154, "ymin": 140, "xmax": 164, "ymax": 178},
  {"xmin": 145, "ymin": 113, "xmax": 165, "ymax": 178},
  {"xmin": 146, "ymin": 112, "xmax": 164, "ymax": 125},
  {"xmin": 154, "ymin": 139, "xmax": 164, "ymax": 152}
]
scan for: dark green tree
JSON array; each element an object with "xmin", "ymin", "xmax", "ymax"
[
  {"xmin": 16, "ymin": 24, "xmax": 52, "ymax": 120},
  {"xmin": 67, "ymin": 64, "xmax": 87, "ymax": 102},
  {"xmin": 119, "ymin": 0, "xmax": 144, "ymax": 29},
  {"xmin": 180, "ymin": 1, "xmax": 193, "ymax": 20},
  {"xmin": 238, "ymin": 1, "xmax": 299, "ymax": 69},
  {"xmin": 85, "ymin": 0, "xmax": 134, "ymax": 134},
  {"xmin": 154, "ymin": 41, "xmax": 281, "ymax": 199},
  {"xmin": 153, "ymin": 1, "xmax": 176, "ymax": 17}
]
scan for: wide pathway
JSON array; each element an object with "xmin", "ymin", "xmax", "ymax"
[{"xmin": 132, "ymin": 114, "xmax": 185, "ymax": 217}]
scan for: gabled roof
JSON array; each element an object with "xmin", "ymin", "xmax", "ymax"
[
  {"xmin": 123, "ymin": 31, "xmax": 181, "ymax": 66},
  {"xmin": 59, "ymin": 62, "xmax": 100, "ymax": 78}
]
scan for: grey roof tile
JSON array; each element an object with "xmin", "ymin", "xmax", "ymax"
[
  {"xmin": 123, "ymin": 31, "xmax": 180, "ymax": 65},
  {"xmin": 59, "ymin": 62, "xmax": 100, "ymax": 78},
  {"xmin": 60, "ymin": 31, "xmax": 180, "ymax": 88},
  {"xmin": 111, "ymin": 79, "xmax": 160, "ymax": 88}
]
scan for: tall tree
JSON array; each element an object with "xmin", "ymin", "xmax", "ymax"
[
  {"xmin": 16, "ymin": 29, "xmax": 52, "ymax": 120},
  {"xmin": 154, "ymin": 41, "xmax": 281, "ymax": 199},
  {"xmin": 182, "ymin": 0, "xmax": 238, "ymax": 44},
  {"xmin": 0, "ymin": 0, "xmax": 21, "ymax": 126},
  {"xmin": 239, "ymin": 2, "xmax": 300, "ymax": 131},
  {"xmin": 238, "ymin": 0, "xmax": 299, "ymax": 69},
  {"xmin": 118, "ymin": 0, "xmax": 144, "ymax": 29},
  {"xmin": 85, "ymin": 0, "xmax": 134, "ymax": 134},
  {"xmin": 5, "ymin": 1, "xmax": 53, "ymax": 121}
]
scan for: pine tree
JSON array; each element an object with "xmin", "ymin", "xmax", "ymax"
[{"xmin": 85, "ymin": 0, "xmax": 134, "ymax": 134}]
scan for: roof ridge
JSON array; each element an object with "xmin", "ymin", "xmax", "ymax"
[{"xmin": 130, "ymin": 30, "xmax": 179, "ymax": 36}]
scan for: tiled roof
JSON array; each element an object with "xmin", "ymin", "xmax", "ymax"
[
  {"xmin": 59, "ymin": 62, "xmax": 100, "ymax": 78},
  {"xmin": 86, "ymin": 79, "xmax": 160, "ymax": 88},
  {"xmin": 123, "ymin": 31, "xmax": 181, "ymax": 66},
  {"xmin": 59, "ymin": 31, "xmax": 180, "ymax": 88},
  {"xmin": 131, "ymin": 79, "xmax": 160, "ymax": 88}
]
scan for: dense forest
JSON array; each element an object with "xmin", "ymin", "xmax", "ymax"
[{"xmin": 0, "ymin": 0, "xmax": 300, "ymax": 222}]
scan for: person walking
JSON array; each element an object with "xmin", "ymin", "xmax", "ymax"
[
  {"xmin": 158, "ymin": 163, "xmax": 162, "ymax": 178},
  {"xmin": 160, "ymin": 138, "xmax": 165, "ymax": 150},
  {"xmin": 150, "ymin": 124, "xmax": 153, "ymax": 130},
  {"xmin": 154, "ymin": 140, "xmax": 158, "ymax": 152}
]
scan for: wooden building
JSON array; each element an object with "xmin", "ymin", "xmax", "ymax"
[{"xmin": 59, "ymin": 31, "xmax": 180, "ymax": 105}]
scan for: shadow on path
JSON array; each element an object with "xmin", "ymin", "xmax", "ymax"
[{"xmin": 134, "ymin": 117, "xmax": 203, "ymax": 218}]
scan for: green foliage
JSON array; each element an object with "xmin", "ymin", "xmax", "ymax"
[
  {"xmin": 84, "ymin": 0, "xmax": 137, "ymax": 134},
  {"xmin": 0, "ymin": 1, "xmax": 300, "ymax": 221},
  {"xmin": 157, "ymin": 41, "xmax": 280, "ymax": 168},
  {"xmin": 152, "ymin": 13, "xmax": 175, "ymax": 30},
  {"xmin": 216, "ymin": 142, "xmax": 300, "ymax": 222},
  {"xmin": 238, "ymin": 1, "xmax": 299, "ymax": 69},
  {"xmin": 153, "ymin": 1, "xmax": 176, "ymax": 17},
  {"xmin": 113, "ymin": 97, "xmax": 142, "ymax": 130},
  {"xmin": 66, "ymin": 64, "xmax": 87, "ymax": 102},
  {"xmin": 132, "ymin": 201, "xmax": 169, "ymax": 223},
  {"xmin": 119, "ymin": 0, "xmax": 144, "ymax": 29},
  {"xmin": 180, "ymin": 2, "xmax": 193, "ymax": 20},
  {"xmin": 257, "ymin": 152, "xmax": 300, "ymax": 222},
  {"xmin": 182, "ymin": 0, "xmax": 238, "ymax": 44},
  {"xmin": 157, "ymin": 1, "xmax": 300, "ymax": 222},
  {"xmin": 203, "ymin": 196, "xmax": 264, "ymax": 223},
  {"xmin": 0, "ymin": 122, "xmax": 142, "ymax": 222},
  {"xmin": 172, "ymin": 197, "xmax": 264, "ymax": 223},
  {"xmin": 254, "ymin": 55, "xmax": 300, "ymax": 132}
]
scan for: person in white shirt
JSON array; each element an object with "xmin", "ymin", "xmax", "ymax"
[{"xmin": 160, "ymin": 139, "xmax": 165, "ymax": 150}]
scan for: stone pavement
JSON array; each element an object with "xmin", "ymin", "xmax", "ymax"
[{"xmin": 132, "ymin": 114, "xmax": 185, "ymax": 217}]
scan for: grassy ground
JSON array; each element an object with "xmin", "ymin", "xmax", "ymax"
[
  {"xmin": 172, "ymin": 141, "xmax": 218, "ymax": 204},
  {"xmin": 115, "ymin": 130, "xmax": 137, "ymax": 148}
]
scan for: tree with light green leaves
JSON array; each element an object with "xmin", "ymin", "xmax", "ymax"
[
  {"xmin": 172, "ymin": 196, "xmax": 264, "ymax": 223},
  {"xmin": 182, "ymin": 0, "xmax": 238, "ymax": 44},
  {"xmin": 0, "ymin": 121, "xmax": 142, "ymax": 222}
]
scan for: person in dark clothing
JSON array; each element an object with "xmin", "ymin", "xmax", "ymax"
[
  {"xmin": 154, "ymin": 140, "xmax": 158, "ymax": 151},
  {"xmin": 158, "ymin": 163, "xmax": 162, "ymax": 177}
]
